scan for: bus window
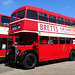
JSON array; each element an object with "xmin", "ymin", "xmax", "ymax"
[
  {"xmin": 66, "ymin": 38, "xmax": 72, "ymax": 44},
  {"xmin": 57, "ymin": 17, "xmax": 64, "ymax": 25},
  {"xmin": 30, "ymin": 36, "xmax": 38, "ymax": 44},
  {"xmin": 17, "ymin": 10, "xmax": 25, "ymax": 20},
  {"xmin": 0, "ymin": 38, "xmax": 7, "ymax": 50},
  {"xmin": 11, "ymin": 14, "xmax": 17, "ymax": 22},
  {"xmin": 8, "ymin": 35, "xmax": 13, "ymax": 45},
  {"xmin": 1, "ymin": 16, "xmax": 10, "ymax": 26},
  {"xmin": 15, "ymin": 35, "xmax": 27, "ymax": 45},
  {"xmin": 49, "ymin": 15, "xmax": 56, "ymax": 23},
  {"xmin": 15, "ymin": 36, "xmax": 20, "ymax": 44},
  {"xmin": 59, "ymin": 37, "xmax": 65, "ymax": 44},
  {"xmin": 65, "ymin": 19, "xmax": 70, "ymax": 26},
  {"xmin": 71, "ymin": 21, "xmax": 75, "ymax": 27},
  {"xmin": 50, "ymin": 37, "xmax": 58, "ymax": 44},
  {"xmin": 39, "ymin": 12, "xmax": 48, "ymax": 21},
  {"xmin": 40, "ymin": 36, "xmax": 49, "ymax": 44},
  {"xmin": 8, "ymin": 38, "xmax": 13, "ymax": 45},
  {"xmin": 73, "ymin": 38, "xmax": 75, "ymax": 44},
  {"xmin": 27, "ymin": 10, "xmax": 37, "ymax": 19}
]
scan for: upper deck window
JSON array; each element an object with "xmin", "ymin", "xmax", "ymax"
[
  {"xmin": 71, "ymin": 21, "xmax": 75, "ymax": 27},
  {"xmin": 1, "ymin": 16, "xmax": 10, "ymax": 26},
  {"xmin": 57, "ymin": 17, "xmax": 64, "ymax": 25},
  {"xmin": 65, "ymin": 19, "xmax": 70, "ymax": 26},
  {"xmin": 11, "ymin": 14, "xmax": 17, "ymax": 22},
  {"xmin": 49, "ymin": 15, "xmax": 56, "ymax": 23},
  {"xmin": 17, "ymin": 10, "xmax": 25, "ymax": 20},
  {"xmin": 39, "ymin": 12, "xmax": 48, "ymax": 21},
  {"xmin": 27, "ymin": 10, "xmax": 37, "ymax": 19}
]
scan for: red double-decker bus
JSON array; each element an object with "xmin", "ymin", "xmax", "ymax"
[
  {"xmin": 0, "ymin": 14, "xmax": 10, "ymax": 61},
  {"xmin": 6, "ymin": 6, "xmax": 75, "ymax": 69}
]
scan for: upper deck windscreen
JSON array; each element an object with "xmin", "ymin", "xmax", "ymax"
[
  {"xmin": 1, "ymin": 16, "xmax": 10, "ymax": 26},
  {"xmin": 11, "ymin": 10, "xmax": 25, "ymax": 22}
]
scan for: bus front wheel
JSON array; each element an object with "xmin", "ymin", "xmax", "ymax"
[
  {"xmin": 23, "ymin": 53, "xmax": 37, "ymax": 69},
  {"xmin": 70, "ymin": 50, "xmax": 75, "ymax": 61}
]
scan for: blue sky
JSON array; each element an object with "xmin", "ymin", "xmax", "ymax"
[{"xmin": 0, "ymin": 0, "xmax": 75, "ymax": 18}]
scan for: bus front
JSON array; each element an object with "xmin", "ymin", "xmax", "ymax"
[{"xmin": 6, "ymin": 6, "xmax": 39, "ymax": 69}]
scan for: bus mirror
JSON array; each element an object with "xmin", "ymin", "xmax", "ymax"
[{"xmin": 33, "ymin": 42, "xmax": 38, "ymax": 46}]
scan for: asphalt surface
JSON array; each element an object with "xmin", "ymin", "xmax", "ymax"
[{"xmin": 0, "ymin": 59, "xmax": 75, "ymax": 75}]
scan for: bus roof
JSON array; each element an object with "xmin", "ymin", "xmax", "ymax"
[
  {"xmin": 0, "ymin": 14, "xmax": 10, "ymax": 18},
  {"xmin": 12, "ymin": 5, "xmax": 75, "ymax": 21}
]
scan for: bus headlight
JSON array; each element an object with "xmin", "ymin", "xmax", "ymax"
[
  {"xmin": 6, "ymin": 51, "xmax": 9, "ymax": 55},
  {"xmin": 16, "ymin": 50, "xmax": 21, "ymax": 55}
]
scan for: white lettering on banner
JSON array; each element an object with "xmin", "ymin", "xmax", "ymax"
[{"xmin": 38, "ymin": 23, "xmax": 75, "ymax": 35}]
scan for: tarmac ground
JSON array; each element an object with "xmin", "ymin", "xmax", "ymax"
[{"xmin": 0, "ymin": 59, "xmax": 75, "ymax": 75}]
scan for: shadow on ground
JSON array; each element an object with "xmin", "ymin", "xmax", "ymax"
[
  {"xmin": 0, "ymin": 61, "xmax": 5, "ymax": 64},
  {"xmin": 38, "ymin": 58, "xmax": 70, "ymax": 67},
  {"xmin": 4, "ymin": 58, "xmax": 70, "ymax": 70}
]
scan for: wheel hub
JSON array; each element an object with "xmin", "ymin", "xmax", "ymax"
[{"xmin": 27, "ymin": 57, "xmax": 34, "ymax": 66}]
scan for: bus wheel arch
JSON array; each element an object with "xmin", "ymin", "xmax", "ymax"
[
  {"xmin": 69, "ymin": 49, "xmax": 75, "ymax": 61},
  {"xmin": 22, "ymin": 50, "xmax": 38, "ymax": 69},
  {"xmin": 23, "ymin": 50, "xmax": 39, "ymax": 61}
]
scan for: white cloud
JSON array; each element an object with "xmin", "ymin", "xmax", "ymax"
[
  {"xmin": 0, "ymin": 0, "xmax": 14, "ymax": 5},
  {"xmin": 64, "ymin": 6, "xmax": 70, "ymax": 9}
]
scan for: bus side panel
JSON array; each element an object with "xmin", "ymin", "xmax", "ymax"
[
  {"xmin": 39, "ymin": 44, "xmax": 75, "ymax": 62},
  {"xmin": 24, "ymin": 20, "xmax": 38, "ymax": 31},
  {"xmin": 0, "ymin": 50, "xmax": 6, "ymax": 61},
  {"xmin": 63, "ymin": 44, "xmax": 75, "ymax": 58},
  {"xmin": 39, "ymin": 44, "xmax": 59, "ymax": 62}
]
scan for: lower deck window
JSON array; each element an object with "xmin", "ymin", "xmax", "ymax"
[
  {"xmin": 50, "ymin": 37, "xmax": 58, "ymax": 44},
  {"xmin": 30, "ymin": 36, "xmax": 38, "ymax": 44},
  {"xmin": 0, "ymin": 38, "xmax": 7, "ymax": 50},
  {"xmin": 15, "ymin": 36, "xmax": 27, "ymax": 45},
  {"xmin": 66, "ymin": 38, "xmax": 72, "ymax": 44},
  {"xmin": 59, "ymin": 37, "xmax": 65, "ymax": 44},
  {"xmin": 73, "ymin": 39, "xmax": 75, "ymax": 44},
  {"xmin": 40, "ymin": 36, "xmax": 49, "ymax": 44},
  {"xmin": 15, "ymin": 33, "xmax": 38, "ymax": 45}
]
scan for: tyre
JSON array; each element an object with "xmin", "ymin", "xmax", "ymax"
[
  {"xmin": 23, "ymin": 53, "xmax": 37, "ymax": 69},
  {"xmin": 70, "ymin": 50, "xmax": 75, "ymax": 61}
]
